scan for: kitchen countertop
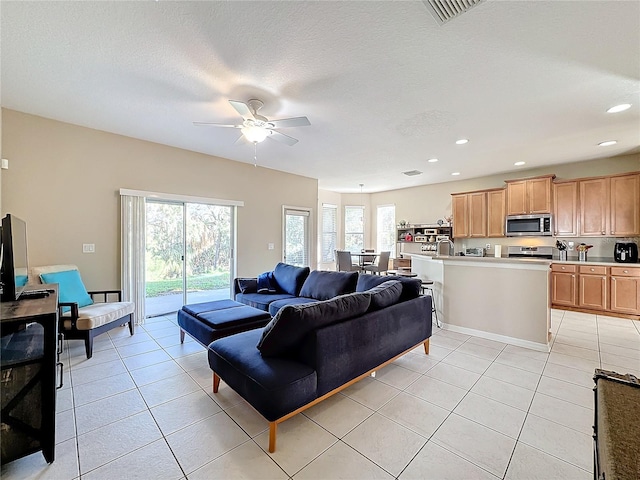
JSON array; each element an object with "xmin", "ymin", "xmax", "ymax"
[{"xmin": 408, "ymin": 253, "xmax": 640, "ymax": 267}]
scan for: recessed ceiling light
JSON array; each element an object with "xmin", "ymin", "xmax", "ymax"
[
  {"xmin": 514, "ymin": 161, "xmax": 526, "ymax": 166},
  {"xmin": 455, "ymin": 139, "xmax": 468, "ymax": 145},
  {"xmin": 598, "ymin": 140, "xmax": 617, "ymax": 147},
  {"xmin": 428, "ymin": 158, "xmax": 438, "ymax": 163},
  {"xmin": 451, "ymin": 172, "xmax": 461, "ymax": 176},
  {"xmin": 607, "ymin": 104, "xmax": 631, "ymax": 113}
]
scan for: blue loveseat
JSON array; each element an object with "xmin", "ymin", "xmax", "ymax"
[{"xmin": 209, "ymin": 265, "xmax": 433, "ymax": 452}]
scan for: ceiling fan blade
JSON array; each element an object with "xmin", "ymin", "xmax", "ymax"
[
  {"xmin": 193, "ymin": 122, "xmax": 241, "ymax": 128},
  {"xmin": 268, "ymin": 116, "xmax": 311, "ymax": 128},
  {"xmin": 229, "ymin": 100, "xmax": 255, "ymax": 121},
  {"xmin": 234, "ymin": 134, "xmax": 248, "ymax": 145},
  {"xmin": 268, "ymin": 131, "xmax": 299, "ymax": 146}
]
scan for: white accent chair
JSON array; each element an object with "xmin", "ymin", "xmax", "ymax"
[
  {"xmin": 31, "ymin": 265, "xmax": 135, "ymax": 358},
  {"xmin": 335, "ymin": 250, "xmax": 359, "ymax": 272},
  {"xmin": 363, "ymin": 251, "xmax": 391, "ymax": 275}
]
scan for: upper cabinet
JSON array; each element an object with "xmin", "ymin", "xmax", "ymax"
[
  {"xmin": 487, "ymin": 189, "xmax": 506, "ymax": 237},
  {"xmin": 505, "ymin": 175, "xmax": 555, "ymax": 215},
  {"xmin": 553, "ymin": 181, "xmax": 578, "ymax": 236},
  {"xmin": 452, "ymin": 188, "xmax": 505, "ymax": 238},
  {"xmin": 579, "ymin": 173, "xmax": 640, "ymax": 237}
]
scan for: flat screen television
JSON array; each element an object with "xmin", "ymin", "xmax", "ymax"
[{"xmin": 1, "ymin": 214, "xmax": 29, "ymax": 302}]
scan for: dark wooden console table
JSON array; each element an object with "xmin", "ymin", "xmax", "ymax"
[{"xmin": 1, "ymin": 285, "xmax": 59, "ymax": 464}]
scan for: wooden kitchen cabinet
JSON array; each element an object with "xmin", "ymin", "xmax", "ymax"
[
  {"xmin": 452, "ymin": 194, "xmax": 469, "ymax": 238},
  {"xmin": 580, "ymin": 177, "xmax": 609, "ymax": 236},
  {"xmin": 506, "ymin": 175, "xmax": 554, "ymax": 215},
  {"xmin": 579, "ymin": 173, "xmax": 640, "ymax": 237},
  {"xmin": 551, "ymin": 264, "xmax": 577, "ymax": 307},
  {"xmin": 610, "ymin": 266, "xmax": 640, "ymax": 315},
  {"xmin": 553, "ymin": 180, "xmax": 578, "ymax": 236},
  {"xmin": 610, "ymin": 173, "xmax": 640, "ymax": 236},
  {"xmin": 487, "ymin": 189, "xmax": 506, "ymax": 237},
  {"xmin": 578, "ymin": 265, "xmax": 607, "ymax": 311},
  {"xmin": 468, "ymin": 192, "xmax": 487, "ymax": 237}
]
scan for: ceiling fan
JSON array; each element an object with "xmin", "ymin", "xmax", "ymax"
[{"xmin": 194, "ymin": 99, "xmax": 311, "ymax": 146}]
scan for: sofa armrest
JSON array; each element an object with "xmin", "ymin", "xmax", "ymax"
[
  {"xmin": 233, "ymin": 278, "xmax": 257, "ymax": 298},
  {"xmin": 58, "ymin": 302, "xmax": 80, "ymax": 328}
]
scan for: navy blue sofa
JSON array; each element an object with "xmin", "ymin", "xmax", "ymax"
[{"xmin": 209, "ymin": 266, "xmax": 432, "ymax": 452}]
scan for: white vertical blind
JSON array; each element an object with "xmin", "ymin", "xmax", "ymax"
[{"xmin": 321, "ymin": 204, "xmax": 337, "ymax": 262}]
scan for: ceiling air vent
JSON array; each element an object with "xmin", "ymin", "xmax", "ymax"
[
  {"xmin": 403, "ymin": 170, "xmax": 423, "ymax": 177},
  {"xmin": 422, "ymin": 0, "xmax": 485, "ymax": 25}
]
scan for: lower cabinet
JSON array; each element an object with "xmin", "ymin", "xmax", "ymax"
[
  {"xmin": 551, "ymin": 264, "xmax": 640, "ymax": 318},
  {"xmin": 610, "ymin": 267, "xmax": 640, "ymax": 315},
  {"xmin": 578, "ymin": 265, "xmax": 607, "ymax": 311}
]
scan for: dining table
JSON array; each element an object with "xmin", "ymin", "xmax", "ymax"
[{"xmin": 350, "ymin": 251, "xmax": 379, "ymax": 269}]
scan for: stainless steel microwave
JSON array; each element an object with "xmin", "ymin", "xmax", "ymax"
[{"xmin": 505, "ymin": 214, "xmax": 553, "ymax": 236}]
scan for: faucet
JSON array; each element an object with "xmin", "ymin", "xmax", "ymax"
[{"xmin": 437, "ymin": 238, "xmax": 454, "ymax": 256}]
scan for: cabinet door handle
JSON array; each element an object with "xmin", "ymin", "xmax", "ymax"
[
  {"xmin": 601, "ymin": 231, "xmax": 605, "ymax": 235},
  {"xmin": 590, "ymin": 268, "xmax": 595, "ymax": 272},
  {"xmin": 623, "ymin": 270, "xmax": 629, "ymax": 274},
  {"xmin": 58, "ymin": 332, "xmax": 64, "ymax": 355},
  {"xmin": 56, "ymin": 362, "xmax": 64, "ymax": 389}
]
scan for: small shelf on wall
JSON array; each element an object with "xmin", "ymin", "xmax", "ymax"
[{"xmin": 396, "ymin": 224, "xmax": 452, "ymax": 243}]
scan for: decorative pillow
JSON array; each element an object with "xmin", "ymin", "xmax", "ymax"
[
  {"xmin": 39, "ymin": 269, "xmax": 93, "ymax": 313},
  {"xmin": 257, "ymin": 291, "xmax": 371, "ymax": 357},
  {"xmin": 299, "ymin": 270, "xmax": 358, "ymax": 301},
  {"xmin": 366, "ymin": 280, "xmax": 402, "ymax": 310},
  {"xmin": 237, "ymin": 278, "xmax": 258, "ymax": 294},
  {"xmin": 257, "ymin": 271, "xmax": 277, "ymax": 293},
  {"xmin": 272, "ymin": 262, "xmax": 310, "ymax": 296}
]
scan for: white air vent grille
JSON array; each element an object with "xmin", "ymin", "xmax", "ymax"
[
  {"xmin": 422, "ymin": 0, "xmax": 484, "ymax": 25},
  {"xmin": 403, "ymin": 170, "xmax": 423, "ymax": 177}
]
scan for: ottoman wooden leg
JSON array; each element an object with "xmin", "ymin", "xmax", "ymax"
[
  {"xmin": 180, "ymin": 329, "xmax": 185, "ymax": 344},
  {"xmin": 213, "ymin": 372, "xmax": 220, "ymax": 393},
  {"xmin": 269, "ymin": 422, "xmax": 277, "ymax": 453},
  {"xmin": 424, "ymin": 338, "xmax": 430, "ymax": 354}
]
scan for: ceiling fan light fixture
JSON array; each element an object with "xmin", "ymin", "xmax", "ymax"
[
  {"xmin": 607, "ymin": 104, "xmax": 631, "ymax": 113},
  {"xmin": 241, "ymin": 125, "xmax": 269, "ymax": 143}
]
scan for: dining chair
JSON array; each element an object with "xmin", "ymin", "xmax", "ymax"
[
  {"xmin": 363, "ymin": 251, "xmax": 391, "ymax": 275},
  {"xmin": 335, "ymin": 250, "xmax": 358, "ymax": 272}
]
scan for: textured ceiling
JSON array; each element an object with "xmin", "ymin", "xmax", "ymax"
[{"xmin": 2, "ymin": 1, "xmax": 639, "ymax": 193}]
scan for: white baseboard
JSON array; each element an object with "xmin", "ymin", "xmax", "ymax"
[{"xmin": 441, "ymin": 323, "xmax": 550, "ymax": 352}]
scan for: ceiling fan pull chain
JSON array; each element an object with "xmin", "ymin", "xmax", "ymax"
[{"xmin": 254, "ymin": 141, "xmax": 258, "ymax": 167}]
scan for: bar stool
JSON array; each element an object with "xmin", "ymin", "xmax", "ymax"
[{"xmin": 421, "ymin": 280, "xmax": 441, "ymax": 328}]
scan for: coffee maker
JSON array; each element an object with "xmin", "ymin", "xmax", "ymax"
[{"xmin": 614, "ymin": 242, "xmax": 639, "ymax": 263}]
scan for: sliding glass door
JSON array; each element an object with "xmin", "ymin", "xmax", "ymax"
[
  {"xmin": 145, "ymin": 200, "xmax": 234, "ymax": 317},
  {"xmin": 283, "ymin": 208, "xmax": 310, "ymax": 267}
]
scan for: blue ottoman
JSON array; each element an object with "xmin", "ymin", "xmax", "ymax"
[{"xmin": 177, "ymin": 300, "xmax": 271, "ymax": 347}]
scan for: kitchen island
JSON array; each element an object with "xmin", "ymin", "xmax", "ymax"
[{"xmin": 410, "ymin": 254, "xmax": 551, "ymax": 351}]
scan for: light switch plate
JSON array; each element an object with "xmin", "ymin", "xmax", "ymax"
[
  {"xmin": 83, "ymin": 243, "xmax": 95, "ymax": 253},
  {"xmin": 268, "ymin": 243, "xmax": 274, "ymax": 250}
]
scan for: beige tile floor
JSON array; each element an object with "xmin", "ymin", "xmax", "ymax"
[{"xmin": 2, "ymin": 309, "xmax": 639, "ymax": 480}]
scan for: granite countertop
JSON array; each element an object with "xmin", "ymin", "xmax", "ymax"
[{"xmin": 409, "ymin": 253, "xmax": 640, "ymax": 267}]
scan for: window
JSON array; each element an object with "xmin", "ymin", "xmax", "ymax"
[
  {"xmin": 377, "ymin": 205, "xmax": 395, "ymax": 255},
  {"xmin": 344, "ymin": 205, "xmax": 364, "ymax": 253},
  {"xmin": 321, "ymin": 204, "xmax": 337, "ymax": 262},
  {"xmin": 283, "ymin": 207, "xmax": 311, "ymax": 267}
]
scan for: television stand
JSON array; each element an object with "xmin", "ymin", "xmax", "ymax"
[{"xmin": 1, "ymin": 284, "xmax": 59, "ymax": 464}]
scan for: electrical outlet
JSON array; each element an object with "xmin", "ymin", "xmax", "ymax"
[
  {"xmin": 485, "ymin": 243, "xmax": 491, "ymax": 250},
  {"xmin": 268, "ymin": 243, "xmax": 274, "ymax": 250},
  {"xmin": 568, "ymin": 241, "xmax": 575, "ymax": 251}
]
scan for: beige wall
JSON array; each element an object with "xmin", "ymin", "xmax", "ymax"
[{"xmin": 1, "ymin": 109, "xmax": 318, "ymax": 289}]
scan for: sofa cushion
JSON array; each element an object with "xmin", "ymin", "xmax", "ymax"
[
  {"xmin": 235, "ymin": 292, "xmax": 296, "ymax": 312},
  {"xmin": 299, "ymin": 270, "xmax": 358, "ymax": 301},
  {"xmin": 257, "ymin": 271, "xmax": 278, "ymax": 293},
  {"xmin": 273, "ymin": 263, "xmax": 310, "ymax": 296},
  {"xmin": 40, "ymin": 269, "xmax": 93, "ymax": 313},
  {"xmin": 268, "ymin": 297, "xmax": 318, "ymax": 317},
  {"xmin": 356, "ymin": 274, "xmax": 422, "ymax": 302},
  {"xmin": 366, "ymin": 280, "xmax": 403, "ymax": 310},
  {"xmin": 257, "ymin": 292, "xmax": 371, "ymax": 357}
]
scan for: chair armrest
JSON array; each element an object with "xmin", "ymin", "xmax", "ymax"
[
  {"xmin": 58, "ymin": 302, "xmax": 80, "ymax": 329},
  {"xmin": 88, "ymin": 290, "xmax": 123, "ymax": 302}
]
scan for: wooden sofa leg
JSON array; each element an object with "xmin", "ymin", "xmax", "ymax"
[
  {"xmin": 213, "ymin": 373, "xmax": 220, "ymax": 393},
  {"xmin": 180, "ymin": 329, "xmax": 185, "ymax": 344},
  {"xmin": 423, "ymin": 339, "xmax": 430, "ymax": 355},
  {"xmin": 269, "ymin": 422, "xmax": 277, "ymax": 453}
]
